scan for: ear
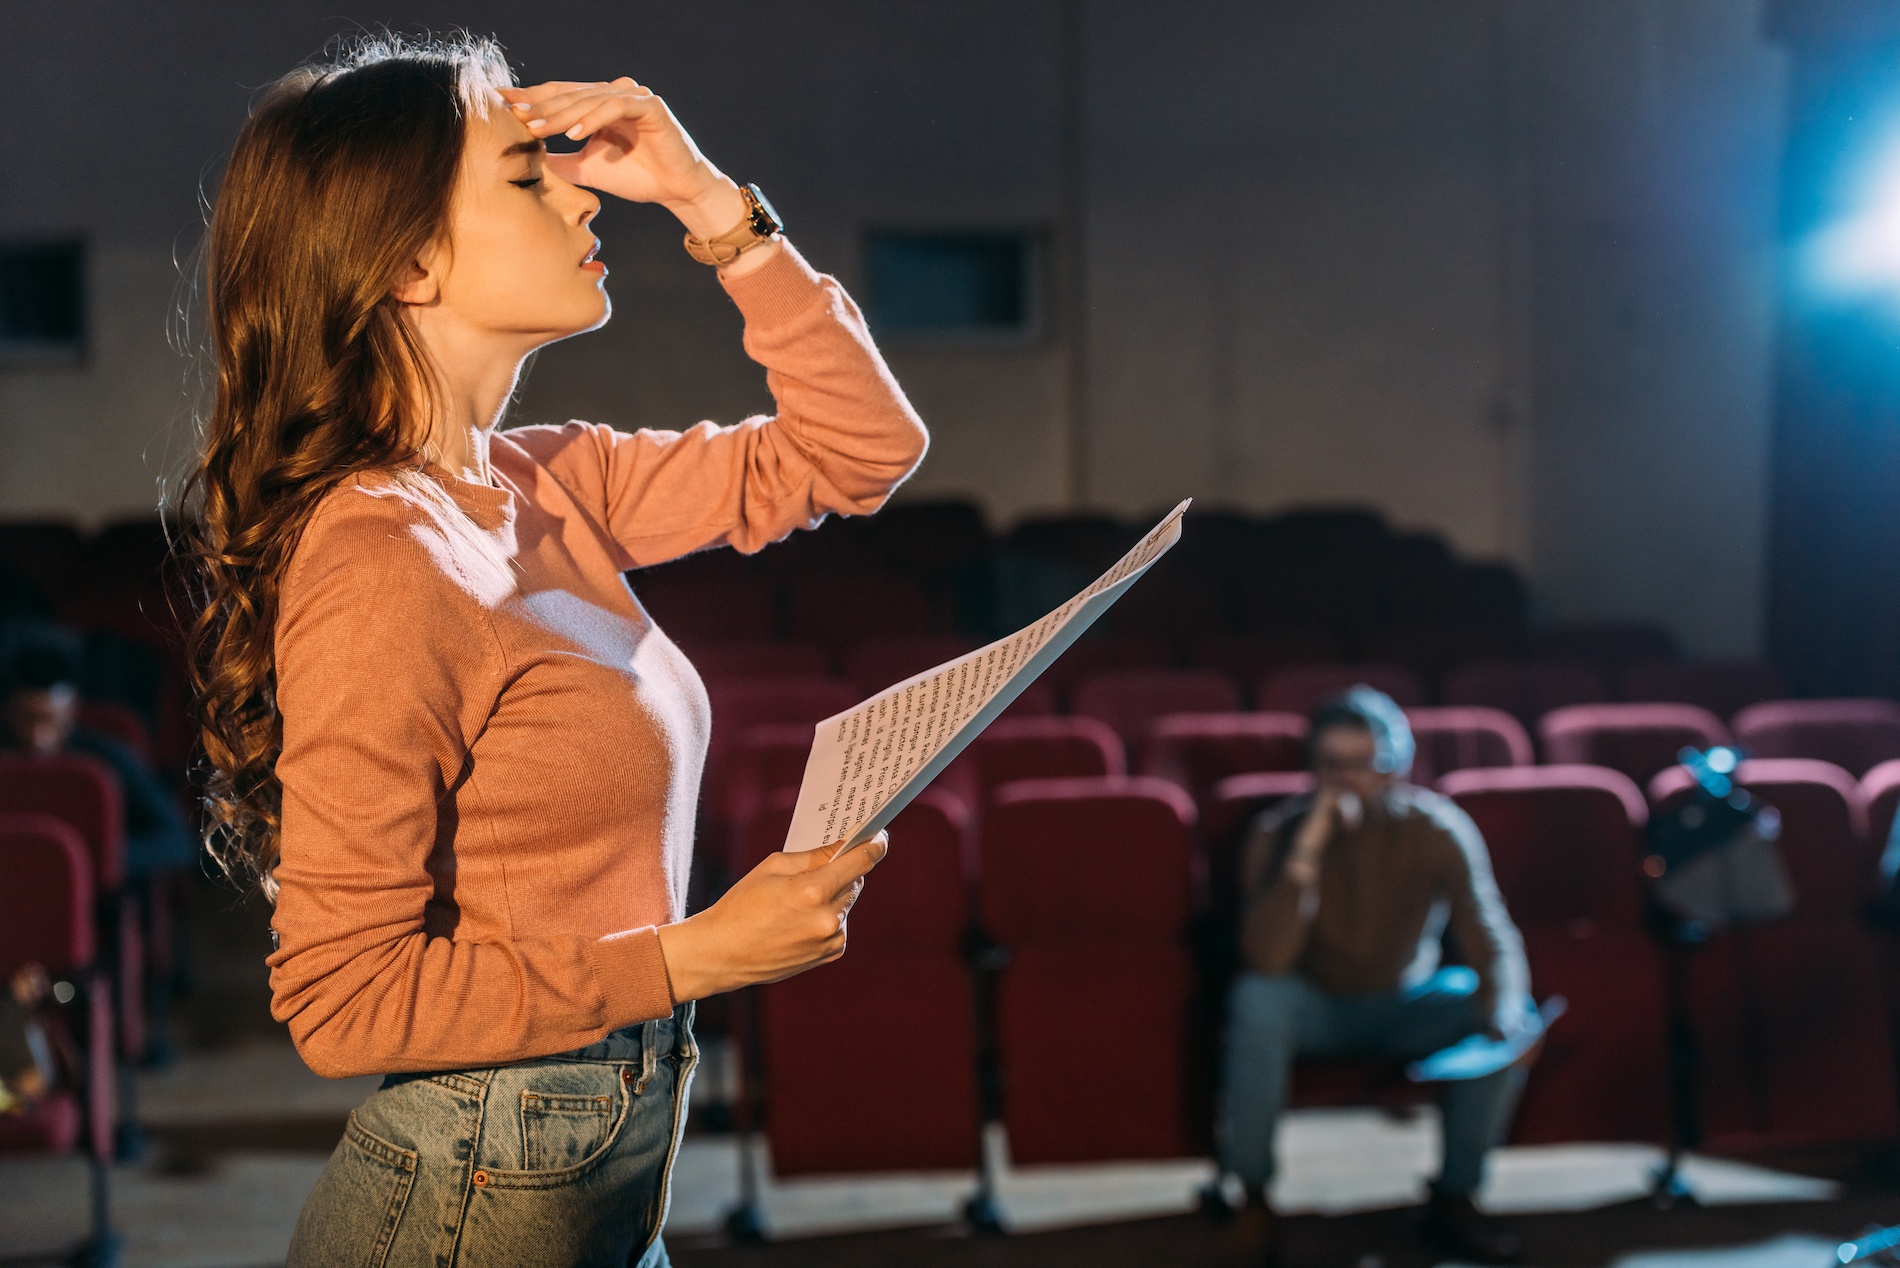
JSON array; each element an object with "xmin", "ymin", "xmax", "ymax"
[{"xmin": 392, "ymin": 240, "xmax": 445, "ymax": 306}]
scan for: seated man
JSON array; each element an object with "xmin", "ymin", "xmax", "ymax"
[
  {"xmin": 0, "ymin": 620, "xmax": 195, "ymax": 878},
  {"xmin": 1221, "ymin": 687, "xmax": 1532, "ymax": 1266}
]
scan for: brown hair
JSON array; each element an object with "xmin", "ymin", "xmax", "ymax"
[{"xmin": 184, "ymin": 33, "xmax": 511, "ymax": 896}]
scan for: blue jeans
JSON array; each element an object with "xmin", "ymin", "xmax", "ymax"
[
  {"xmin": 1219, "ymin": 970, "xmax": 1522, "ymax": 1199},
  {"xmin": 288, "ymin": 1004, "xmax": 697, "ymax": 1267}
]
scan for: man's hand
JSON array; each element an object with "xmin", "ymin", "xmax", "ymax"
[{"xmin": 1283, "ymin": 787, "xmax": 1339, "ymax": 887}]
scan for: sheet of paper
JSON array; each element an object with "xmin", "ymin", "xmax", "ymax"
[{"xmin": 782, "ymin": 499, "xmax": 1191, "ymax": 853}]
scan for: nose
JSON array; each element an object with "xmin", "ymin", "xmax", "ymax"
[{"xmin": 574, "ymin": 187, "xmax": 601, "ymax": 228}]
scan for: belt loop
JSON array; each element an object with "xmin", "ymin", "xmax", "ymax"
[{"xmin": 637, "ymin": 1016, "xmax": 659, "ymax": 1092}]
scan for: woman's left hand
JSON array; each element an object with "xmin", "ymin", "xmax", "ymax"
[{"xmin": 499, "ymin": 79, "xmax": 747, "ymax": 240}]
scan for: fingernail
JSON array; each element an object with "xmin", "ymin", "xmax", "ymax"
[
  {"xmin": 511, "ymin": 100, "xmax": 530, "ymax": 111},
  {"xmin": 566, "ymin": 124, "xmax": 585, "ymax": 139}
]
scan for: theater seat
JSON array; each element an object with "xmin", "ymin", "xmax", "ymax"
[
  {"xmin": 1256, "ymin": 663, "xmax": 1426, "ymax": 714},
  {"xmin": 1441, "ymin": 660, "xmax": 1606, "ymax": 729},
  {"xmin": 1139, "ymin": 712, "xmax": 1308, "ymax": 804},
  {"xmin": 969, "ymin": 716, "xmax": 1125, "ymax": 803},
  {"xmin": 1406, "ymin": 707, "xmax": 1532, "ymax": 785},
  {"xmin": 1733, "ymin": 699, "xmax": 1900, "ymax": 778},
  {"xmin": 756, "ymin": 791, "xmax": 983, "ymax": 1175},
  {"xmin": 843, "ymin": 635, "xmax": 977, "ymax": 697},
  {"xmin": 1438, "ymin": 765, "xmax": 1671, "ymax": 1145},
  {"xmin": 0, "ymin": 755, "xmax": 139, "ymax": 1062},
  {"xmin": 701, "ymin": 676, "xmax": 860, "ymax": 846},
  {"xmin": 0, "ymin": 812, "xmax": 116, "ymax": 1183},
  {"xmin": 1620, "ymin": 660, "xmax": 1785, "ymax": 722},
  {"xmin": 683, "ymin": 641, "xmax": 830, "ymax": 680},
  {"xmin": 1648, "ymin": 759, "xmax": 1895, "ymax": 1151},
  {"xmin": 1538, "ymin": 703, "xmax": 1730, "ymax": 785},
  {"xmin": 1071, "ymin": 669, "xmax": 1242, "ymax": 747},
  {"xmin": 981, "ymin": 777, "xmax": 1199, "ymax": 1163},
  {"xmin": 1862, "ymin": 759, "xmax": 1900, "ymax": 856}
]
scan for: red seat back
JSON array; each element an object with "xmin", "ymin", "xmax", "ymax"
[
  {"xmin": 1041, "ymin": 636, "xmax": 1175, "ymax": 698},
  {"xmin": 1072, "ymin": 670, "xmax": 1241, "ymax": 746},
  {"xmin": 1734, "ymin": 699, "xmax": 1900, "ymax": 778},
  {"xmin": 1620, "ymin": 660, "xmax": 1785, "ymax": 721},
  {"xmin": 0, "ymin": 813, "xmax": 94, "ymax": 977},
  {"xmin": 1862, "ymin": 759, "xmax": 1900, "ymax": 854},
  {"xmin": 1256, "ymin": 664, "xmax": 1425, "ymax": 714},
  {"xmin": 1442, "ymin": 660, "xmax": 1606, "ymax": 727},
  {"xmin": 842, "ymin": 636, "xmax": 977, "ymax": 697},
  {"xmin": 787, "ymin": 574, "xmax": 935, "ymax": 643},
  {"xmin": 1406, "ymin": 707, "xmax": 1532, "ymax": 785},
  {"xmin": 982, "ymin": 778, "xmax": 1196, "ymax": 944},
  {"xmin": 846, "ymin": 790, "xmax": 974, "ymax": 953},
  {"xmin": 971, "ymin": 717, "xmax": 1125, "ymax": 800},
  {"xmin": 75, "ymin": 700, "xmax": 153, "ymax": 764},
  {"xmin": 1139, "ymin": 712, "xmax": 1308, "ymax": 802},
  {"xmin": 703, "ymin": 676, "xmax": 860, "ymax": 831},
  {"xmin": 1538, "ymin": 703, "xmax": 1730, "ymax": 786},
  {"xmin": 635, "ymin": 572, "xmax": 777, "ymax": 643},
  {"xmin": 722, "ymin": 724, "xmax": 815, "ymax": 833},
  {"xmin": 980, "ymin": 778, "xmax": 1199, "ymax": 1163},
  {"xmin": 1439, "ymin": 766, "xmax": 1670, "ymax": 1145},
  {"xmin": 0, "ymin": 754, "xmax": 123, "ymax": 891},
  {"xmin": 758, "ymin": 790, "xmax": 981, "ymax": 1175},
  {"xmin": 1187, "ymin": 633, "xmax": 1340, "ymax": 684},
  {"xmin": 685, "ymin": 641, "xmax": 829, "ymax": 680},
  {"xmin": 1439, "ymin": 765, "xmax": 1649, "ymax": 930}
]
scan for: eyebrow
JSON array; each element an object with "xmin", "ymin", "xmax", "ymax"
[{"xmin": 503, "ymin": 139, "xmax": 546, "ymax": 159}]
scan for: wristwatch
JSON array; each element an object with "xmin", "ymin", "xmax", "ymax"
[{"xmin": 683, "ymin": 183, "xmax": 783, "ymax": 266}]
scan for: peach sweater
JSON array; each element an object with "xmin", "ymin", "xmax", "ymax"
[{"xmin": 266, "ymin": 244, "xmax": 927, "ymax": 1079}]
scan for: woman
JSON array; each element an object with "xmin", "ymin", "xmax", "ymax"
[{"xmin": 187, "ymin": 33, "xmax": 927, "ymax": 1266}]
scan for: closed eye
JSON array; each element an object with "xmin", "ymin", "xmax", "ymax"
[{"xmin": 511, "ymin": 175, "xmax": 544, "ymax": 189}]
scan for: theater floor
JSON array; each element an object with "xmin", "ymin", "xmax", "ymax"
[{"xmin": 4, "ymin": 877, "xmax": 1897, "ymax": 1267}]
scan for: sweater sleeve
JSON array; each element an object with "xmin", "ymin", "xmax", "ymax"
[
  {"xmin": 1237, "ymin": 799, "xmax": 1317, "ymax": 976},
  {"xmin": 507, "ymin": 240, "xmax": 928, "ymax": 568},
  {"xmin": 1420, "ymin": 793, "xmax": 1533, "ymax": 1032},
  {"xmin": 265, "ymin": 495, "xmax": 675, "ymax": 1079}
]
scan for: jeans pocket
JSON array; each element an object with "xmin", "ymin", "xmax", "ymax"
[
  {"xmin": 287, "ymin": 1112, "xmax": 417, "ymax": 1268},
  {"xmin": 520, "ymin": 1088, "xmax": 617, "ymax": 1172}
]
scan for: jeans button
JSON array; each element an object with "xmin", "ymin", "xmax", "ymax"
[{"xmin": 472, "ymin": 1170, "xmax": 489, "ymax": 1187}]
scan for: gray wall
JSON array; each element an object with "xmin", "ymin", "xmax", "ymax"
[{"xmin": 0, "ymin": 0, "xmax": 1785, "ymax": 655}]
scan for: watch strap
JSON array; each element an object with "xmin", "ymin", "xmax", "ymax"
[{"xmin": 683, "ymin": 184, "xmax": 782, "ymax": 266}]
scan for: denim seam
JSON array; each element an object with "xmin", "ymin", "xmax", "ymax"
[
  {"xmin": 341, "ymin": 1112, "xmax": 418, "ymax": 1268},
  {"xmin": 640, "ymin": 1017, "xmax": 699, "ymax": 1254},
  {"xmin": 445, "ymin": 1067, "xmax": 494, "ymax": 1267}
]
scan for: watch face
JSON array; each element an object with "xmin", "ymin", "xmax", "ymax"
[{"xmin": 745, "ymin": 183, "xmax": 784, "ymax": 236}]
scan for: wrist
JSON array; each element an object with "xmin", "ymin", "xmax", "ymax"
[
  {"xmin": 656, "ymin": 914, "xmax": 730, "ymax": 1003},
  {"xmin": 668, "ymin": 172, "xmax": 746, "ymax": 241}
]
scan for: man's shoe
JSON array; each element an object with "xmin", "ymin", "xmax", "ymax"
[
  {"xmin": 1222, "ymin": 1201, "xmax": 1282, "ymax": 1268},
  {"xmin": 1419, "ymin": 1191, "xmax": 1522, "ymax": 1265}
]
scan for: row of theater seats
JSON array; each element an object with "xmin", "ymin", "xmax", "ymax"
[
  {"xmin": 696, "ymin": 651, "xmax": 1900, "ymax": 850},
  {"xmin": 0, "ymin": 765, "xmax": 129, "ymax": 1260},
  {"xmin": 717, "ymin": 744, "xmax": 1900, "ymax": 1181}
]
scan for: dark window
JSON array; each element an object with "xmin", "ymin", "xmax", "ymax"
[
  {"xmin": 865, "ymin": 231, "xmax": 1038, "ymax": 340},
  {"xmin": 0, "ymin": 241, "xmax": 85, "ymax": 358}
]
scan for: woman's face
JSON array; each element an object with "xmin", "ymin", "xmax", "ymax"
[{"xmin": 417, "ymin": 100, "xmax": 609, "ymax": 348}]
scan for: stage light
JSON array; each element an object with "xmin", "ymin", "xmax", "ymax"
[{"xmin": 1805, "ymin": 117, "xmax": 1900, "ymax": 310}]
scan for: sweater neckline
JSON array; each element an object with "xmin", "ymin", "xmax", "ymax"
[{"xmin": 422, "ymin": 460, "xmax": 517, "ymax": 531}]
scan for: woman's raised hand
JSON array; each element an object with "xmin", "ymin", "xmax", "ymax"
[
  {"xmin": 498, "ymin": 78, "xmax": 747, "ymax": 240},
  {"xmin": 655, "ymin": 833, "xmax": 889, "ymax": 1003}
]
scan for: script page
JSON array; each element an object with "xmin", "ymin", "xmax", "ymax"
[{"xmin": 782, "ymin": 499, "xmax": 1190, "ymax": 853}]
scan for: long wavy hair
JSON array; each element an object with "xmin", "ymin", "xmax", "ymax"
[{"xmin": 184, "ymin": 33, "xmax": 512, "ymax": 897}]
